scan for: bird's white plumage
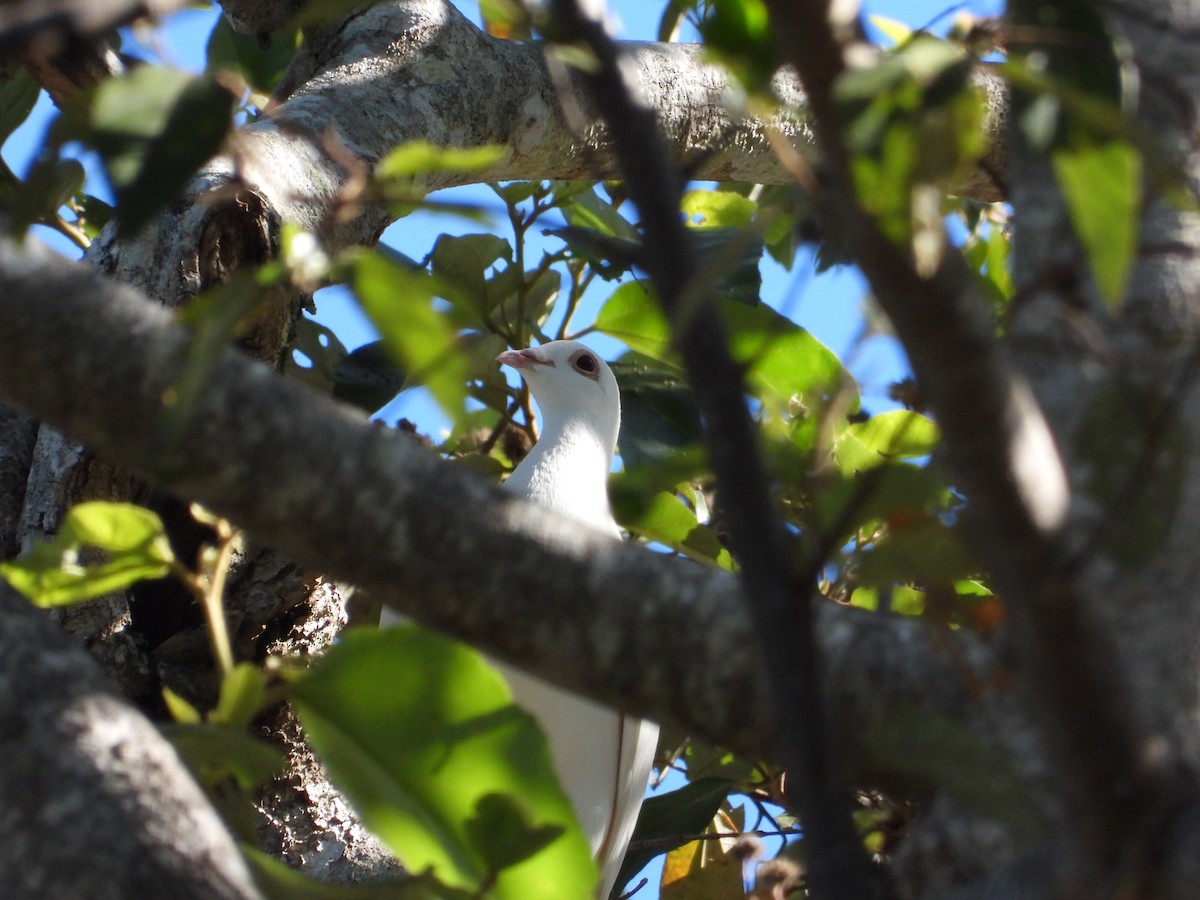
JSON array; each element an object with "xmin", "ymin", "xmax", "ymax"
[
  {"xmin": 384, "ymin": 341, "xmax": 657, "ymax": 898},
  {"xmin": 492, "ymin": 341, "xmax": 658, "ymax": 899}
]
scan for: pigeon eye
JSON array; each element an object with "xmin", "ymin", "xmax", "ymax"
[{"xmin": 571, "ymin": 351, "xmax": 600, "ymax": 378}]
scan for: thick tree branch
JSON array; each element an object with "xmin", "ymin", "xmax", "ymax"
[
  {"xmin": 0, "ymin": 238, "xmax": 995, "ymax": 771},
  {"xmin": 764, "ymin": 0, "xmax": 1184, "ymax": 884},
  {"xmin": 162, "ymin": 1, "xmax": 1007, "ymax": 259},
  {"xmin": 0, "ymin": 581, "xmax": 263, "ymax": 899}
]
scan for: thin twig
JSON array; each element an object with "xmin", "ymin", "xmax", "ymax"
[{"xmin": 542, "ymin": 2, "xmax": 884, "ymax": 897}]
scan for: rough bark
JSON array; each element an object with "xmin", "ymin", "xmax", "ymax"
[{"xmin": 0, "ymin": 581, "xmax": 263, "ymax": 900}]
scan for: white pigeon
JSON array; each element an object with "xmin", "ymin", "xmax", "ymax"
[
  {"xmin": 381, "ymin": 340, "xmax": 658, "ymax": 898},
  {"xmin": 491, "ymin": 340, "xmax": 658, "ymax": 899}
]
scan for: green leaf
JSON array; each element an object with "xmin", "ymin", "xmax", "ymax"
[
  {"xmin": 856, "ymin": 518, "xmax": 979, "ymax": 587},
  {"xmin": 691, "ymin": 227, "xmax": 764, "ymax": 306},
  {"xmin": 681, "ymin": 190, "xmax": 756, "ymax": 229},
  {"xmin": 211, "ymin": 663, "xmax": 270, "ymax": 728},
  {"xmin": 843, "ymin": 410, "xmax": 940, "ymax": 460},
  {"xmin": 464, "ymin": 793, "xmax": 565, "ymax": 872},
  {"xmin": 560, "ymin": 185, "xmax": 640, "ymax": 242},
  {"xmin": 616, "ymin": 491, "xmax": 734, "ymax": 570},
  {"xmin": 205, "ymin": 18, "xmax": 300, "ymax": 96},
  {"xmin": 326, "ymin": 341, "xmax": 406, "ymax": 413},
  {"xmin": 849, "ymin": 584, "xmax": 926, "ymax": 615},
  {"xmin": 595, "ymin": 282, "xmax": 674, "ymax": 363},
  {"xmin": 377, "ymin": 141, "xmax": 508, "ymax": 181},
  {"xmin": 430, "ymin": 233, "xmax": 513, "ymax": 316},
  {"xmin": 726, "ymin": 303, "xmax": 852, "ymax": 410},
  {"xmin": 613, "ymin": 777, "xmax": 732, "ymax": 893},
  {"xmin": 813, "ymin": 463, "xmax": 957, "ymax": 544},
  {"xmin": 868, "ymin": 14, "xmax": 913, "ymax": 47},
  {"xmin": 351, "ymin": 251, "xmax": 470, "ymax": 419},
  {"xmin": 88, "ymin": 67, "xmax": 236, "ymax": 234},
  {"xmin": 0, "ymin": 502, "xmax": 174, "ymax": 607},
  {"xmin": 699, "ymin": 0, "xmax": 780, "ymax": 91},
  {"xmin": 597, "ymin": 285, "xmax": 853, "ymax": 413},
  {"xmin": 292, "ymin": 628, "xmax": 595, "ymax": 897},
  {"xmin": 165, "ymin": 723, "xmax": 285, "ymax": 791},
  {"xmin": 864, "ymin": 707, "xmax": 1042, "ymax": 835},
  {"xmin": 0, "ymin": 67, "xmax": 39, "ymax": 146},
  {"xmin": 612, "ymin": 357, "xmax": 704, "ymax": 468},
  {"xmin": 1051, "ymin": 139, "xmax": 1140, "ymax": 308},
  {"xmin": 163, "ymin": 687, "xmax": 203, "ymax": 725}
]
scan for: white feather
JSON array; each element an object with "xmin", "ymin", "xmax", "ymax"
[
  {"xmin": 385, "ymin": 340, "xmax": 657, "ymax": 898},
  {"xmin": 494, "ymin": 340, "xmax": 657, "ymax": 899}
]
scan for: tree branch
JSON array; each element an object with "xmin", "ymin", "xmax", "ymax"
[
  {"xmin": 132, "ymin": 0, "xmax": 1004, "ymax": 262},
  {"xmin": 0, "ymin": 237, "xmax": 995, "ymax": 772},
  {"xmin": 0, "ymin": 580, "xmax": 263, "ymax": 899},
  {"xmin": 763, "ymin": 0, "xmax": 1183, "ymax": 881}
]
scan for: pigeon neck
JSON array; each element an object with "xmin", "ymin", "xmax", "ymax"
[{"xmin": 515, "ymin": 410, "xmax": 617, "ymax": 531}]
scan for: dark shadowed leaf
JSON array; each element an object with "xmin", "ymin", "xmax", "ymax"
[
  {"xmin": 612, "ymin": 356, "xmax": 703, "ymax": 468},
  {"xmin": 864, "ymin": 707, "xmax": 1043, "ymax": 835},
  {"xmin": 89, "ymin": 67, "xmax": 236, "ymax": 234},
  {"xmin": 331, "ymin": 341, "xmax": 408, "ymax": 413},
  {"xmin": 1074, "ymin": 383, "xmax": 1186, "ymax": 565},
  {"xmin": 206, "ymin": 18, "xmax": 301, "ymax": 95},
  {"xmin": 614, "ymin": 777, "xmax": 733, "ymax": 895},
  {"xmin": 0, "ymin": 67, "xmax": 38, "ymax": 146}
]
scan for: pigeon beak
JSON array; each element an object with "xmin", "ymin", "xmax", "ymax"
[{"xmin": 496, "ymin": 348, "xmax": 550, "ymax": 369}]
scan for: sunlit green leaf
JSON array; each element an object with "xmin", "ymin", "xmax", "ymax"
[
  {"xmin": 868, "ymin": 14, "xmax": 913, "ymax": 47},
  {"xmin": 843, "ymin": 410, "xmax": 940, "ymax": 460},
  {"xmin": 0, "ymin": 502, "xmax": 174, "ymax": 607},
  {"xmin": 699, "ymin": 0, "xmax": 780, "ymax": 90},
  {"xmin": 376, "ymin": 141, "xmax": 508, "ymax": 181},
  {"xmin": 292, "ymin": 628, "xmax": 595, "ymax": 897},
  {"xmin": 560, "ymin": 186, "xmax": 640, "ymax": 242},
  {"xmin": 211, "ymin": 663, "xmax": 270, "ymax": 728},
  {"xmin": 681, "ymin": 190, "xmax": 756, "ymax": 229},
  {"xmin": 596, "ymin": 282, "xmax": 674, "ymax": 362},
  {"xmin": 617, "ymin": 491, "xmax": 734, "ymax": 570},
  {"xmin": 480, "ymin": 0, "xmax": 533, "ymax": 40}
]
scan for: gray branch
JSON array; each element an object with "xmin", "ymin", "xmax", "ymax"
[
  {"xmin": 191, "ymin": 0, "xmax": 1007, "ymax": 256},
  {"xmin": 0, "ymin": 237, "xmax": 993, "ymax": 768},
  {"xmin": 0, "ymin": 581, "xmax": 262, "ymax": 899}
]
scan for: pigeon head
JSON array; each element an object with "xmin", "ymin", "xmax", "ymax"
[{"xmin": 496, "ymin": 340, "xmax": 621, "ymax": 458}]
